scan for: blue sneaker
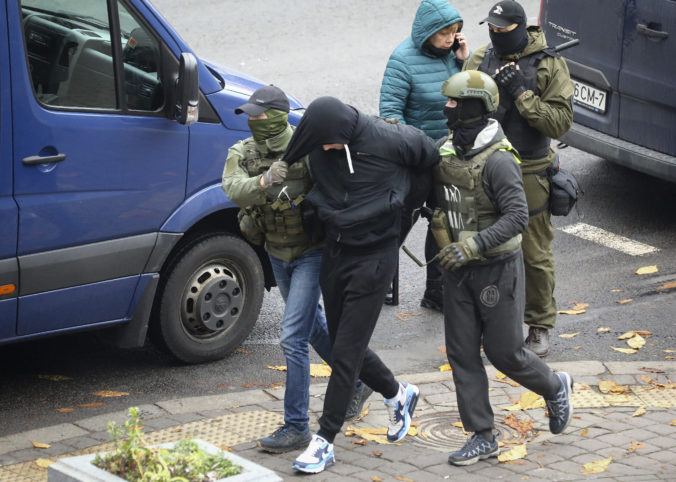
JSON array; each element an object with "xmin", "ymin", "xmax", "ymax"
[
  {"xmin": 448, "ymin": 433, "xmax": 499, "ymax": 466},
  {"xmin": 293, "ymin": 434, "xmax": 335, "ymax": 474},
  {"xmin": 384, "ymin": 382, "xmax": 420, "ymax": 442},
  {"xmin": 545, "ymin": 371, "xmax": 574, "ymax": 434},
  {"xmin": 257, "ymin": 424, "xmax": 311, "ymax": 454}
]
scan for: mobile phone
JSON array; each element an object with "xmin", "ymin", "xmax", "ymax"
[{"xmin": 452, "ymin": 38, "xmax": 460, "ymax": 51}]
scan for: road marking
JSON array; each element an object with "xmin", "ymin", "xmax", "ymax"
[{"xmin": 558, "ymin": 222, "xmax": 659, "ymax": 256}]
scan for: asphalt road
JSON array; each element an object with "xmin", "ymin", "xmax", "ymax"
[{"xmin": 1, "ymin": 0, "xmax": 675, "ymax": 438}]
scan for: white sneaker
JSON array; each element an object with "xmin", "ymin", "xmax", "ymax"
[
  {"xmin": 292, "ymin": 434, "xmax": 335, "ymax": 473},
  {"xmin": 384, "ymin": 382, "xmax": 420, "ymax": 442}
]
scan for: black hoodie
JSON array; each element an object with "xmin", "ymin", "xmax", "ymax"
[{"xmin": 282, "ymin": 97, "xmax": 438, "ymax": 248}]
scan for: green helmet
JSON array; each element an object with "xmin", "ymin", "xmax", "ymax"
[{"xmin": 441, "ymin": 70, "xmax": 499, "ymax": 114}]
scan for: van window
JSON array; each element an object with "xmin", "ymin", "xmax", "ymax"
[{"xmin": 21, "ymin": 0, "xmax": 163, "ymax": 112}]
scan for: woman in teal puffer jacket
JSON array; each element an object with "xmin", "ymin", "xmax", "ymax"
[
  {"xmin": 380, "ymin": 0, "xmax": 469, "ymax": 141},
  {"xmin": 380, "ymin": 0, "xmax": 469, "ymax": 313}
]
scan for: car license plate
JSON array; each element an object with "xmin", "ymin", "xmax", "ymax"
[{"xmin": 573, "ymin": 79, "xmax": 607, "ymax": 114}]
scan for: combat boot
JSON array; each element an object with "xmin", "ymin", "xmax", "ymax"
[{"xmin": 525, "ymin": 327, "xmax": 550, "ymax": 357}]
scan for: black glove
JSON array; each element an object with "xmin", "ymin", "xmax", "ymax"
[
  {"xmin": 262, "ymin": 160, "xmax": 288, "ymax": 187},
  {"xmin": 495, "ymin": 64, "xmax": 527, "ymax": 99}
]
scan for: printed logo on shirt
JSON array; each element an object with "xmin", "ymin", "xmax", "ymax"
[{"xmin": 480, "ymin": 284, "xmax": 500, "ymax": 308}]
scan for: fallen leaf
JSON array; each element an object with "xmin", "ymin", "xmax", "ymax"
[
  {"xmin": 559, "ymin": 332, "xmax": 580, "ymax": 338},
  {"xmin": 664, "ymin": 349, "xmax": 675, "ymax": 353},
  {"xmin": 496, "ymin": 371, "xmax": 507, "ymax": 379},
  {"xmin": 616, "ymin": 299, "xmax": 633, "ymax": 304},
  {"xmin": 371, "ymin": 477, "xmax": 383, "ymax": 482},
  {"xmin": 38, "ymin": 374, "xmax": 72, "ymax": 382},
  {"xmin": 572, "ymin": 302, "xmax": 589, "ymax": 310},
  {"xmin": 56, "ymin": 407, "xmax": 75, "ymax": 413},
  {"xmin": 439, "ymin": 363, "xmax": 452, "ymax": 372},
  {"xmin": 670, "ymin": 420, "xmax": 676, "ymax": 426},
  {"xmin": 436, "ymin": 345, "xmax": 446, "ymax": 354},
  {"xmin": 76, "ymin": 402, "xmax": 103, "ymax": 408},
  {"xmin": 599, "ymin": 381, "xmax": 629, "ymax": 394},
  {"xmin": 581, "ymin": 456, "xmax": 612, "ymax": 474},
  {"xmin": 395, "ymin": 312, "xmax": 421, "ymax": 322},
  {"xmin": 34, "ymin": 459, "xmax": 54, "ymax": 469},
  {"xmin": 504, "ymin": 460, "xmax": 527, "ymax": 465},
  {"xmin": 611, "ymin": 346, "xmax": 638, "ymax": 354},
  {"xmin": 395, "ymin": 477, "xmax": 414, "ymax": 482},
  {"xmin": 627, "ymin": 441, "xmax": 645, "ymax": 454},
  {"xmin": 30, "ymin": 441, "xmax": 50, "ymax": 449},
  {"xmin": 580, "ymin": 429, "xmax": 588, "ymax": 436},
  {"xmin": 346, "ymin": 426, "xmax": 398, "ymax": 444},
  {"xmin": 610, "ymin": 289, "xmax": 623, "ymax": 292},
  {"xmin": 92, "ymin": 390, "xmax": 129, "ymax": 398},
  {"xmin": 597, "ymin": 327, "xmax": 611, "ymax": 333},
  {"xmin": 639, "ymin": 367, "xmax": 665, "ymax": 374},
  {"xmin": 266, "ymin": 365, "xmax": 287, "ymax": 371},
  {"xmin": 667, "ymin": 356, "xmax": 675, "ymax": 360},
  {"xmin": 372, "ymin": 450, "xmax": 383, "ymax": 457},
  {"xmin": 504, "ymin": 414, "xmax": 534, "ymax": 437},
  {"xmin": 310, "ymin": 364, "xmax": 332, "ymax": 377},
  {"xmin": 235, "ymin": 347, "xmax": 250, "ymax": 354},
  {"xmin": 352, "ymin": 439, "xmax": 367, "ymax": 446},
  {"xmin": 627, "ymin": 334, "xmax": 646, "ymax": 350},
  {"xmin": 656, "ymin": 280, "xmax": 676, "ymax": 290},
  {"xmin": 573, "ymin": 346, "xmax": 582, "ymax": 350},
  {"xmin": 557, "ymin": 309, "xmax": 586, "ymax": 315},
  {"xmin": 632, "ymin": 406, "xmax": 647, "ymax": 417},
  {"xmin": 504, "ymin": 392, "xmax": 546, "ymax": 411},
  {"xmin": 498, "ymin": 444, "xmax": 527, "ymax": 462},
  {"xmin": 494, "ymin": 378, "xmax": 521, "ymax": 387},
  {"xmin": 635, "ymin": 265, "xmax": 658, "ymax": 275}
]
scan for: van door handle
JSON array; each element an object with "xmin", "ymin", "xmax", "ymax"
[
  {"xmin": 637, "ymin": 24, "xmax": 669, "ymax": 39},
  {"xmin": 22, "ymin": 153, "xmax": 67, "ymax": 165}
]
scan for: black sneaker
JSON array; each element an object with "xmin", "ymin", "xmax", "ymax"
[
  {"xmin": 420, "ymin": 288, "xmax": 443, "ymax": 312},
  {"xmin": 345, "ymin": 383, "xmax": 374, "ymax": 421},
  {"xmin": 545, "ymin": 372, "xmax": 574, "ymax": 434},
  {"xmin": 257, "ymin": 424, "xmax": 311, "ymax": 453},
  {"xmin": 448, "ymin": 433, "xmax": 499, "ymax": 466}
]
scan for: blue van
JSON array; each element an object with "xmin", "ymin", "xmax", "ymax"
[
  {"xmin": 539, "ymin": 0, "xmax": 676, "ymax": 182},
  {"xmin": 0, "ymin": 0, "xmax": 302, "ymax": 363}
]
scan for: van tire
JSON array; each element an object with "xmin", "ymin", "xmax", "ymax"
[{"xmin": 154, "ymin": 232, "xmax": 264, "ymax": 364}]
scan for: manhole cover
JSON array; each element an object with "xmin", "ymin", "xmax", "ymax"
[{"xmin": 411, "ymin": 411, "xmax": 521, "ymax": 453}]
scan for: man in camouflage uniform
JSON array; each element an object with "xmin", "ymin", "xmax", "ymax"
[
  {"xmin": 222, "ymin": 85, "xmax": 372, "ymax": 454},
  {"xmin": 464, "ymin": 0, "xmax": 574, "ymax": 357}
]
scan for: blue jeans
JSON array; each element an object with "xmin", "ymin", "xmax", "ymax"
[{"xmin": 269, "ymin": 249, "xmax": 333, "ymax": 430}]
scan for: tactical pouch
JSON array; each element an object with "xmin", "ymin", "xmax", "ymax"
[
  {"xmin": 430, "ymin": 208, "xmax": 453, "ymax": 248},
  {"xmin": 547, "ymin": 155, "xmax": 582, "ymax": 216},
  {"xmin": 301, "ymin": 201, "xmax": 325, "ymax": 244},
  {"xmin": 237, "ymin": 209, "xmax": 264, "ymax": 246}
]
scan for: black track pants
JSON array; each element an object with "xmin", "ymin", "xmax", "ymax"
[
  {"xmin": 443, "ymin": 250, "xmax": 560, "ymax": 433},
  {"xmin": 317, "ymin": 242, "xmax": 400, "ymax": 442}
]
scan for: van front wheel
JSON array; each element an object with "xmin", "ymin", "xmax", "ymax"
[{"xmin": 154, "ymin": 233, "xmax": 264, "ymax": 363}]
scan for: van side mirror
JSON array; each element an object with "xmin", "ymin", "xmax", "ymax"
[{"xmin": 175, "ymin": 53, "xmax": 199, "ymax": 125}]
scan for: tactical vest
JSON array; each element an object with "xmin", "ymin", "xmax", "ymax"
[
  {"xmin": 433, "ymin": 137, "xmax": 522, "ymax": 259},
  {"xmin": 478, "ymin": 46, "xmax": 558, "ymax": 159},
  {"xmin": 239, "ymin": 138, "xmax": 313, "ymax": 250}
]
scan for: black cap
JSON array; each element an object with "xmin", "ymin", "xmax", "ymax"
[
  {"xmin": 235, "ymin": 85, "xmax": 290, "ymax": 116},
  {"xmin": 480, "ymin": 1, "xmax": 526, "ymax": 28}
]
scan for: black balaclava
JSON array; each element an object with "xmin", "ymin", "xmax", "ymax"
[
  {"xmin": 444, "ymin": 98, "xmax": 489, "ymax": 150},
  {"xmin": 281, "ymin": 96, "xmax": 359, "ymax": 166},
  {"xmin": 424, "ymin": 44, "xmax": 452, "ymax": 58},
  {"xmin": 489, "ymin": 21, "xmax": 528, "ymax": 56}
]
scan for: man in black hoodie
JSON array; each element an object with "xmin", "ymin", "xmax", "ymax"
[{"xmin": 282, "ymin": 96, "xmax": 438, "ymax": 474}]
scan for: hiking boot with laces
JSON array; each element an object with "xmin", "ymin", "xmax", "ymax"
[
  {"xmin": 384, "ymin": 382, "xmax": 419, "ymax": 442},
  {"xmin": 448, "ymin": 433, "xmax": 499, "ymax": 466},
  {"xmin": 257, "ymin": 424, "xmax": 311, "ymax": 453},
  {"xmin": 545, "ymin": 371, "xmax": 574, "ymax": 434},
  {"xmin": 293, "ymin": 434, "xmax": 335, "ymax": 473},
  {"xmin": 345, "ymin": 383, "xmax": 374, "ymax": 421},
  {"xmin": 525, "ymin": 327, "xmax": 550, "ymax": 357}
]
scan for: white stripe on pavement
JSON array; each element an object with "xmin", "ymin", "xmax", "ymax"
[{"xmin": 558, "ymin": 222, "xmax": 659, "ymax": 256}]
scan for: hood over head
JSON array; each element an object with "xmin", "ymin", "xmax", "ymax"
[
  {"xmin": 411, "ymin": 0, "xmax": 463, "ymax": 49},
  {"xmin": 281, "ymin": 96, "xmax": 359, "ymax": 165}
]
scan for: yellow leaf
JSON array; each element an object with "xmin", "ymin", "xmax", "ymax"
[
  {"xmin": 559, "ymin": 332, "xmax": 580, "ymax": 338},
  {"xmin": 618, "ymin": 331, "xmax": 637, "ymax": 340},
  {"xmin": 38, "ymin": 374, "xmax": 72, "ymax": 382},
  {"xmin": 56, "ymin": 407, "xmax": 75, "ymax": 413},
  {"xmin": 505, "ymin": 392, "xmax": 546, "ymax": 411},
  {"xmin": 627, "ymin": 441, "xmax": 645, "ymax": 454},
  {"xmin": 616, "ymin": 298, "xmax": 633, "ymax": 304},
  {"xmin": 30, "ymin": 441, "xmax": 50, "ymax": 449},
  {"xmin": 657, "ymin": 280, "xmax": 676, "ymax": 290},
  {"xmin": 395, "ymin": 312, "xmax": 421, "ymax": 322},
  {"xmin": 611, "ymin": 346, "xmax": 638, "ymax": 354},
  {"xmin": 597, "ymin": 327, "xmax": 611, "ymax": 333},
  {"xmin": 494, "ymin": 378, "xmax": 521, "ymax": 387},
  {"xmin": 627, "ymin": 334, "xmax": 646, "ymax": 350},
  {"xmin": 610, "ymin": 289, "xmax": 623, "ymax": 292},
  {"xmin": 498, "ymin": 444, "xmax": 527, "ymax": 462},
  {"xmin": 34, "ymin": 459, "xmax": 54, "ymax": 469},
  {"xmin": 371, "ymin": 477, "xmax": 383, "ymax": 482},
  {"xmin": 496, "ymin": 371, "xmax": 507, "ymax": 379},
  {"xmin": 395, "ymin": 477, "xmax": 414, "ymax": 482},
  {"xmin": 76, "ymin": 402, "xmax": 103, "ymax": 408},
  {"xmin": 664, "ymin": 349, "xmax": 676, "ymax": 353},
  {"xmin": 557, "ymin": 309, "xmax": 586, "ymax": 315},
  {"xmin": 92, "ymin": 390, "xmax": 129, "ymax": 398},
  {"xmin": 670, "ymin": 420, "xmax": 676, "ymax": 426},
  {"xmin": 266, "ymin": 365, "xmax": 287, "ymax": 371},
  {"xmin": 580, "ymin": 456, "xmax": 612, "ymax": 474},
  {"xmin": 632, "ymin": 406, "xmax": 647, "ymax": 417},
  {"xmin": 635, "ymin": 265, "xmax": 658, "ymax": 275},
  {"xmin": 572, "ymin": 302, "xmax": 589, "ymax": 310},
  {"xmin": 580, "ymin": 429, "xmax": 588, "ymax": 436},
  {"xmin": 310, "ymin": 364, "xmax": 332, "ymax": 377},
  {"xmin": 346, "ymin": 426, "xmax": 396, "ymax": 444},
  {"xmin": 439, "ymin": 363, "xmax": 452, "ymax": 372},
  {"xmin": 573, "ymin": 346, "xmax": 582, "ymax": 350},
  {"xmin": 667, "ymin": 356, "xmax": 675, "ymax": 360},
  {"xmin": 599, "ymin": 381, "xmax": 629, "ymax": 394}
]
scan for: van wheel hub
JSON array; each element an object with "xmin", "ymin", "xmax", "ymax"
[{"xmin": 182, "ymin": 264, "xmax": 243, "ymax": 333}]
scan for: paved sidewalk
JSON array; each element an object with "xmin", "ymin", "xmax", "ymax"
[{"xmin": 1, "ymin": 360, "xmax": 675, "ymax": 481}]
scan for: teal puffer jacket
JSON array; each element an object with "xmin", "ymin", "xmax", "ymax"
[{"xmin": 379, "ymin": 0, "xmax": 464, "ymax": 140}]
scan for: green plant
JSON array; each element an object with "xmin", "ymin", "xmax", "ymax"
[{"xmin": 93, "ymin": 407, "xmax": 243, "ymax": 481}]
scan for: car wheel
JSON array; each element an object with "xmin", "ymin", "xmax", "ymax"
[{"xmin": 154, "ymin": 232, "xmax": 264, "ymax": 363}]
